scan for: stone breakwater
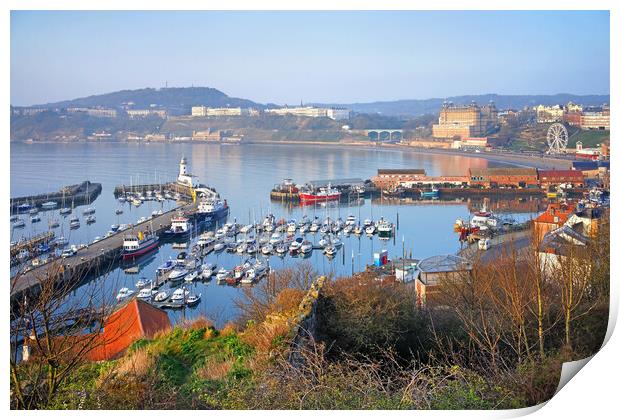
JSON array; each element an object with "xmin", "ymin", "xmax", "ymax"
[{"xmin": 11, "ymin": 181, "xmax": 102, "ymax": 210}]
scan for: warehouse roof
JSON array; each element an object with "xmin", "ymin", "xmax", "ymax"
[
  {"xmin": 538, "ymin": 170, "xmax": 584, "ymax": 178},
  {"xmin": 469, "ymin": 167, "xmax": 538, "ymax": 177},
  {"xmin": 377, "ymin": 169, "xmax": 426, "ymax": 175}
]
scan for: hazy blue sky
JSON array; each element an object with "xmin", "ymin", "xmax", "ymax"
[{"xmin": 11, "ymin": 10, "xmax": 610, "ymax": 106}]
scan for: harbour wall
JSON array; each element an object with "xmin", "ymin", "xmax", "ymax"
[
  {"xmin": 11, "ymin": 181, "xmax": 102, "ymax": 210},
  {"xmin": 288, "ymin": 276, "xmax": 327, "ymax": 368},
  {"xmin": 10, "ymin": 202, "xmax": 197, "ymax": 306}
]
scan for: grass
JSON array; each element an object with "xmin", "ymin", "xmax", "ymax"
[{"xmin": 568, "ymin": 129, "xmax": 609, "ymax": 148}]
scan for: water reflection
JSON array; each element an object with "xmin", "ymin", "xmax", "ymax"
[{"xmin": 11, "ymin": 142, "xmax": 540, "ymax": 326}]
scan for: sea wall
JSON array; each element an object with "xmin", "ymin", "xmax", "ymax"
[{"xmin": 288, "ymin": 276, "xmax": 327, "ymax": 367}]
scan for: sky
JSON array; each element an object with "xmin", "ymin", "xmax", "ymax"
[{"xmin": 10, "ymin": 10, "xmax": 610, "ymax": 106}]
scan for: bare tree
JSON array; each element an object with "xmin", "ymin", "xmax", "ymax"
[{"xmin": 10, "ymin": 259, "xmax": 122, "ymax": 409}]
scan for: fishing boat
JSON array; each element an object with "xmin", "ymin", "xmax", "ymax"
[
  {"xmin": 470, "ymin": 207, "xmax": 501, "ymax": 229},
  {"xmin": 116, "ymin": 287, "xmax": 135, "ymax": 301},
  {"xmin": 69, "ymin": 216, "xmax": 80, "ymax": 229},
  {"xmin": 324, "ymin": 245, "xmax": 337, "ymax": 256},
  {"xmin": 289, "ymin": 240, "xmax": 302, "ymax": 253},
  {"xmin": 135, "ymin": 277, "xmax": 149, "ymax": 289},
  {"xmin": 55, "ymin": 236, "xmax": 68, "ymax": 247},
  {"xmin": 196, "ymin": 198, "xmax": 229, "ymax": 223},
  {"xmin": 37, "ymin": 243, "xmax": 51, "ymax": 254},
  {"xmin": 154, "ymin": 260, "xmax": 175, "ymax": 278},
  {"xmin": 168, "ymin": 266, "xmax": 189, "ymax": 282},
  {"xmin": 185, "ymin": 271, "xmax": 199, "ymax": 282},
  {"xmin": 216, "ymin": 268, "xmax": 231, "ymax": 281},
  {"xmin": 17, "ymin": 203, "xmax": 32, "ymax": 213},
  {"xmin": 300, "ymin": 240, "xmax": 313, "ymax": 254},
  {"xmin": 377, "ymin": 218, "xmax": 393, "ymax": 238},
  {"xmin": 268, "ymin": 232, "xmax": 282, "ymax": 245},
  {"xmin": 201, "ymin": 263, "xmax": 216, "ymax": 279},
  {"xmin": 240, "ymin": 224, "xmax": 254, "ymax": 234},
  {"xmin": 121, "ymin": 231, "xmax": 159, "ymax": 260},
  {"xmin": 187, "ymin": 294, "xmax": 201, "ymax": 306},
  {"xmin": 287, "ymin": 221, "xmax": 297, "ymax": 233},
  {"xmin": 382, "ymin": 186, "xmax": 405, "ymax": 198},
  {"xmin": 420, "ymin": 187, "xmax": 439, "ymax": 199},
  {"xmin": 162, "ymin": 216, "xmax": 192, "ymax": 238},
  {"xmin": 242, "ymin": 269, "xmax": 256, "ymax": 283},
  {"xmin": 137, "ymin": 288, "xmax": 156, "ymax": 300},
  {"xmin": 299, "ymin": 183, "xmax": 341, "ymax": 202},
  {"xmin": 41, "ymin": 201, "xmax": 57, "ymax": 210},
  {"xmin": 154, "ymin": 290, "xmax": 170, "ymax": 302}
]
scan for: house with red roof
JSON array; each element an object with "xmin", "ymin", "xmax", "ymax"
[
  {"xmin": 533, "ymin": 202, "xmax": 575, "ymax": 243},
  {"xmin": 22, "ymin": 298, "xmax": 171, "ymax": 363}
]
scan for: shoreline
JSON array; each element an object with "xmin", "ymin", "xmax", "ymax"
[
  {"xmin": 14, "ymin": 138, "xmax": 573, "ymax": 170},
  {"xmin": 244, "ymin": 140, "xmax": 574, "ymax": 170}
]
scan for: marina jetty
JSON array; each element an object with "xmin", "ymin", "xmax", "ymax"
[
  {"xmin": 10, "ymin": 181, "xmax": 102, "ymax": 211},
  {"xmin": 10, "ymin": 202, "xmax": 197, "ymax": 305}
]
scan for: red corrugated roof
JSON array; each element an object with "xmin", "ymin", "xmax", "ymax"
[
  {"xmin": 88, "ymin": 299, "xmax": 171, "ymax": 361},
  {"xmin": 534, "ymin": 203, "xmax": 575, "ymax": 225},
  {"xmin": 538, "ymin": 170, "xmax": 584, "ymax": 178}
]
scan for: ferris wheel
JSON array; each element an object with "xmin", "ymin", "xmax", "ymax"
[{"xmin": 546, "ymin": 123, "xmax": 568, "ymax": 154}]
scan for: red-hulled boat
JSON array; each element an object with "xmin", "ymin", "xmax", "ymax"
[
  {"xmin": 121, "ymin": 231, "xmax": 159, "ymax": 260},
  {"xmin": 299, "ymin": 184, "xmax": 341, "ymax": 202}
]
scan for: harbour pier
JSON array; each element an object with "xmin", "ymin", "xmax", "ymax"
[
  {"xmin": 113, "ymin": 181, "xmax": 219, "ymax": 200},
  {"xmin": 10, "ymin": 202, "xmax": 197, "ymax": 305},
  {"xmin": 11, "ymin": 181, "xmax": 102, "ymax": 211}
]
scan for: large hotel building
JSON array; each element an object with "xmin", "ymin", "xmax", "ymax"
[{"xmin": 432, "ymin": 102, "xmax": 498, "ymax": 139}]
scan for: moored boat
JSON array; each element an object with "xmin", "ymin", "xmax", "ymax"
[
  {"xmin": 299, "ymin": 183, "xmax": 341, "ymax": 202},
  {"xmin": 121, "ymin": 231, "xmax": 159, "ymax": 260}
]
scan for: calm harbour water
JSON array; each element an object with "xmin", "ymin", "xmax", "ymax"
[{"xmin": 10, "ymin": 142, "xmax": 544, "ymax": 326}]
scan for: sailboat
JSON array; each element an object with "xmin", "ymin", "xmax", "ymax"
[
  {"xmin": 82, "ymin": 183, "xmax": 95, "ymax": 215},
  {"xmin": 69, "ymin": 200, "xmax": 80, "ymax": 229},
  {"xmin": 59, "ymin": 188, "xmax": 71, "ymax": 215}
]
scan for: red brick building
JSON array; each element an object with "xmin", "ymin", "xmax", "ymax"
[
  {"xmin": 468, "ymin": 167, "xmax": 539, "ymax": 188},
  {"xmin": 533, "ymin": 202, "xmax": 575, "ymax": 243},
  {"xmin": 372, "ymin": 169, "xmax": 427, "ymax": 188},
  {"xmin": 538, "ymin": 170, "xmax": 585, "ymax": 188}
]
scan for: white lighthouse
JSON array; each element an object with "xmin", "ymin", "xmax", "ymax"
[{"xmin": 177, "ymin": 156, "xmax": 200, "ymax": 188}]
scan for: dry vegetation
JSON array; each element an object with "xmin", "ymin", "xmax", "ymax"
[{"xmin": 10, "ymin": 219, "xmax": 609, "ymax": 409}]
